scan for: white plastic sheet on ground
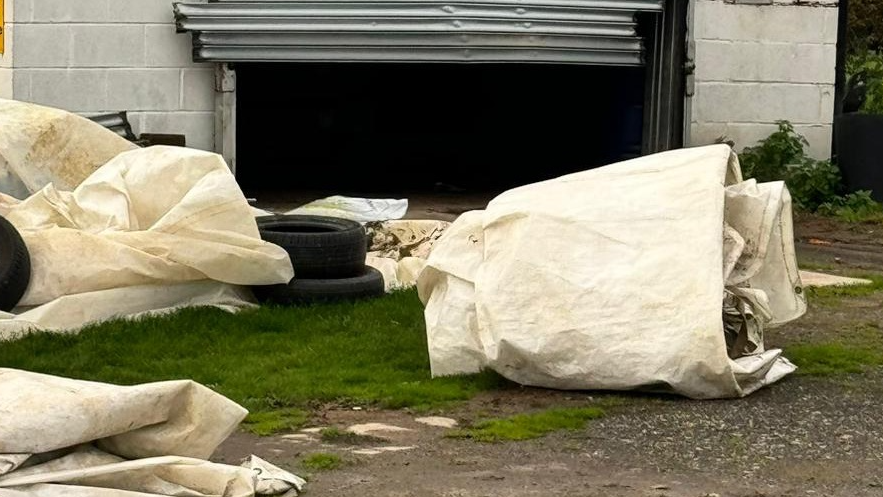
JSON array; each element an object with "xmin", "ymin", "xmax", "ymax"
[
  {"xmin": 0, "ymin": 100, "xmax": 294, "ymax": 338},
  {"xmin": 285, "ymin": 195, "xmax": 408, "ymax": 223},
  {"xmin": 418, "ymin": 145, "xmax": 806, "ymax": 399},
  {"xmin": 0, "ymin": 369, "xmax": 305, "ymax": 497}
]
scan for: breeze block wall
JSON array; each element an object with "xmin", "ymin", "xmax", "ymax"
[
  {"xmin": 6, "ymin": 0, "xmax": 216, "ymax": 151},
  {"xmin": 688, "ymin": 0, "xmax": 840, "ymax": 159}
]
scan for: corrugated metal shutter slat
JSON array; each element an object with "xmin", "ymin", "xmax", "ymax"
[{"xmin": 174, "ymin": 0, "xmax": 662, "ymax": 65}]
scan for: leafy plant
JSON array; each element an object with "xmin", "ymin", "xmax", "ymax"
[
  {"xmin": 817, "ymin": 191, "xmax": 883, "ymax": 223},
  {"xmin": 784, "ymin": 159, "xmax": 844, "ymax": 211},
  {"xmin": 848, "ymin": 0, "xmax": 883, "ymax": 54},
  {"xmin": 738, "ymin": 121, "xmax": 808, "ymax": 183},
  {"xmin": 738, "ymin": 121, "xmax": 843, "ymax": 211},
  {"xmin": 846, "ymin": 52, "xmax": 883, "ymax": 115},
  {"xmin": 737, "ymin": 121, "xmax": 883, "ymax": 219}
]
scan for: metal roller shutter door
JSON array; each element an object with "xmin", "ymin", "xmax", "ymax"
[{"xmin": 174, "ymin": 0, "xmax": 663, "ymax": 65}]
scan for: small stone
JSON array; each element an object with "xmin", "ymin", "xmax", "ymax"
[
  {"xmin": 351, "ymin": 445, "xmax": 416, "ymax": 455},
  {"xmin": 651, "ymin": 484, "xmax": 669, "ymax": 490},
  {"xmin": 281, "ymin": 434, "xmax": 312, "ymax": 441},
  {"xmin": 352, "ymin": 406, "xmax": 363, "ymax": 411},
  {"xmin": 347, "ymin": 423, "xmax": 413, "ymax": 436},
  {"xmin": 351, "ymin": 449, "xmax": 382, "ymax": 455},
  {"xmin": 415, "ymin": 416, "xmax": 458, "ymax": 428},
  {"xmin": 379, "ymin": 445, "xmax": 416, "ymax": 452}
]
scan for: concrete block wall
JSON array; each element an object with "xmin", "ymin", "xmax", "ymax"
[
  {"xmin": 5, "ymin": 0, "xmax": 215, "ymax": 151},
  {"xmin": 688, "ymin": 0, "xmax": 839, "ymax": 159},
  {"xmin": 0, "ymin": 0, "xmax": 13, "ymax": 99}
]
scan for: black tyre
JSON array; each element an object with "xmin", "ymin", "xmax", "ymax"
[
  {"xmin": 0, "ymin": 216, "xmax": 30, "ymax": 311},
  {"xmin": 253, "ymin": 267, "xmax": 385, "ymax": 306},
  {"xmin": 257, "ymin": 215, "xmax": 367, "ymax": 279}
]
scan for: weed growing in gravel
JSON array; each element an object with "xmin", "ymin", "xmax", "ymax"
[
  {"xmin": 241, "ymin": 408, "xmax": 308, "ymax": 436},
  {"xmin": 788, "ymin": 342, "xmax": 883, "ymax": 375},
  {"xmin": 301, "ymin": 453, "xmax": 343, "ymax": 471},
  {"xmin": 447, "ymin": 406, "xmax": 605, "ymax": 442},
  {"xmin": 319, "ymin": 427, "xmax": 382, "ymax": 445}
]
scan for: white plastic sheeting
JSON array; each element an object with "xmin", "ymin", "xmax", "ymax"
[
  {"xmin": 0, "ymin": 369, "xmax": 305, "ymax": 497},
  {"xmin": 418, "ymin": 145, "xmax": 805, "ymax": 399},
  {"xmin": 2, "ymin": 145, "xmax": 293, "ymax": 307},
  {"xmin": 252, "ymin": 196, "xmax": 408, "ymax": 223},
  {"xmin": 0, "ymin": 100, "xmax": 294, "ymax": 338},
  {"xmin": 0, "ymin": 100, "xmax": 137, "ymax": 199},
  {"xmin": 286, "ymin": 195, "xmax": 408, "ymax": 223}
]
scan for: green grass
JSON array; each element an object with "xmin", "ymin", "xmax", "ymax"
[
  {"xmin": 805, "ymin": 273, "xmax": 883, "ymax": 305},
  {"xmin": 447, "ymin": 406, "xmax": 606, "ymax": 442},
  {"xmin": 301, "ymin": 453, "xmax": 343, "ymax": 471},
  {"xmin": 0, "ymin": 289, "xmax": 506, "ymax": 430},
  {"xmin": 797, "ymin": 260, "xmax": 841, "ymax": 272},
  {"xmin": 788, "ymin": 342, "xmax": 883, "ymax": 375}
]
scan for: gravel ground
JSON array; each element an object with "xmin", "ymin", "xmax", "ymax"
[
  {"xmin": 215, "ymin": 371, "xmax": 883, "ymax": 497},
  {"xmin": 585, "ymin": 373, "xmax": 883, "ymax": 482}
]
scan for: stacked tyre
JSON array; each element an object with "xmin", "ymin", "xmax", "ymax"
[
  {"xmin": 0, "ymin": 216, "xmax": 30, "ymax": 312},
  {"xmin": 251, "ymin": 215, "xmax": 384, "ymax": 305}
]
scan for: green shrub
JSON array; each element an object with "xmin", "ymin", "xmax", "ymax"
[
  {"xmin": 738, "ymin": 121, "xmax": 843, "ymax": 211},
  {"xmin": 848, "ymin": 0, "xmax": 883, "ymax": 54},
  {"xmin": 784, "ymin": 159, "xmax": 844, "ymax": 212},
  {"xmin": 737, "ymin": 121, "xmax": 883, "ymax": 220},
  {"xmin": 817, "ymin": 191, "xmax": 883, "ymax": 223},
  {"xmin": 847, "ymin": 52, "xmax": 883, "ymax": 115},
  {"xmin": 738, "ymin": 121, "xmax": 808, "ymax": 183}
]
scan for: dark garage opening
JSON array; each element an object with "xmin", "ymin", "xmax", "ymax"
[{"xmin": 235, "ymin": 62, "xmax": 647, "ymax": 200}]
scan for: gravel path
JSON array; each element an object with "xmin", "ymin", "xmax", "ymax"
[{"xmin": 216, "ymin": 372, "xmax": 883, "ymax": 496}]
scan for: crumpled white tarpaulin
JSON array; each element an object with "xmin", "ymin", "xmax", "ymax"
[
  {"xmin": 0, "ymin": 99, "xmax": 137, "ymax": 199},
  {"xmin": 0, "ymin": 369, "xmax": 305, "ymax": 497},
  {"xmin": 0, "ymin": 100, "xmax": 294, "ymax": 338},
  {"xmin": 418, "ymin": 145, "xmax": 806, "ymax": 399}
]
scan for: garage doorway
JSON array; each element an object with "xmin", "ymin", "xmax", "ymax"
[
  {"xmin": 235, "ymin": 62, "xmax": 646, "ymax": 198},
  {"xmin": 175, "ymin": 0, "xmax": 687, "ymax": 209}
]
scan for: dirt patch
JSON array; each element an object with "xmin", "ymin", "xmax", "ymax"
[{"xmin": 794, "ymin": 213, "xmax": 883, "ymax": 270}]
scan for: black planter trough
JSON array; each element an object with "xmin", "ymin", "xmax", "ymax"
[{"xmin": 834, "ymin": 113, "xmax": 883, "ymax": 202}]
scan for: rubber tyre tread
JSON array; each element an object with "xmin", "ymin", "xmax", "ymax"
[
  {"xmin": 253, "ymin": 267, "xmax": 385, "ymax": 306},
  {"xmin": 0, "ymin": 216, "xmax": 30, "ymax": 311},
  {"xmin": 257, "ymin": 215, "xmax": 367, "ymax": 279}
]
